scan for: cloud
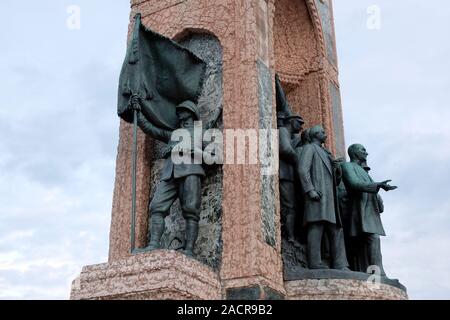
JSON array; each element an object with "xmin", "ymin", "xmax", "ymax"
[{"xmin": 0, "ymin": 0, "xmax": 129, "ymax": 299}]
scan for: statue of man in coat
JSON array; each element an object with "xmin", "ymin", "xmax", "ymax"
[
  {"xmin": 292, "ymin": 128, "xmax": 311, "ymax": 244},
  {"xmin": 298, "ymin": 125, "xmax": 349, "ymax": 270},
  {"xmin": 341, "ymin": 144, "xmax": 397, "ymax": 276}
]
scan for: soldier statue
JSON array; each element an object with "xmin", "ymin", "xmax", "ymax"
[
  {"xmin": 341, "ymin": 144, "xmax": 397, "ymax": 276},
  {"xmin": 292, "ymin": 128, "xmax": 311, "ymax": 244},
  {"xmin": 276, "ymin": 75, "xmax": 304, "ymax": 248},
  {"xmin": 130, "ymin": 95, "xmax": 204, "ymax": 257},
  {"xmin": 298, "ymin": 125, "xmax": 349, "ymax": 270}
]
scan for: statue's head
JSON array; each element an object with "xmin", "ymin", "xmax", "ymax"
[
  {"xmin": 309, "ymin": 125, "xmax": 327, "ymax": 143},
  {"xmin": 176, "ymin": 100, "xmax": 199, "ymax": 126},
  {"xmin": 289, "ymin": 116, "xmax": 304, "ymax": 134},
  {"xmin": 277, "ymin": 111, "xmax": 286, "ymax": 128},
  {"xmin": 348, "ymin": 144, "xmax": 368, "ymax": 162},
  {"xmin": 301, "ymin": 128, "xmax": 311, "ymax": 145},
  {"xmin": 277, "ymin": 111, "xmax": 304, "ymax": 133},
  {"xmin": 282, "ymin": 110, "xmax": 304, "ymax": 134}
]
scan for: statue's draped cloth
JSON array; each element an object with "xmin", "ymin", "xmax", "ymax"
[{"xmin": 118, "ymin": 14, "xmax": 206, "ymax": 130}]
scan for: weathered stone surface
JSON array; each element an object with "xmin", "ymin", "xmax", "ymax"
[
  {"xmin": 274, "ymin": 0, "xmax": 320, "ymax": 81},
  {"xmin": 329, "ymin": 81, "xmax": 345, "ymax": 158},
  {"xmin": 258, "ymin": 59, "xmax": 277, "ymax": 248},
  {"xmin": 273, "ymin": 0, "xmax": 344, "ymax": 157},
  {"xmin": 281, "ymin": 238, "xmax": 308, "ymax": 273},
  {"xmin": 315, "ymin": 0, "xmax": 337, "ymax": 66},
  {"xmin": 263, "ymin": 286, "xmax": 285, "ymax": 300},
  {"xmin": 225, "ymin": 285, "xmax": 285, "ymax": 300},
  {"xmin": 226, "ymin": 285, "xmax": 261, "ymax": 300},
  {"xmin": 284, "ymin": 268, "xmax": 406, "ymax": 291},
  {"xmin": 71, "ymin": 250, "xmax": 221, "ymax": 300},
  {"xmin": 286, "ymin": 278, "xmax": 408, "ymax": 300}
]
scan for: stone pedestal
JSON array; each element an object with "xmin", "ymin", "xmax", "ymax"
[
  {"xmin": 284, "ymin": 269, "xmax": 407, "ymax": 300},
  {"xmin": 70, "ymin": 251, "xmax": 408, "ymax": 300},
  {"xmin": 286, "ymin": 279, "xmax": 408, "ymax": 300},
  {"xmin": 70, "ymin": 251, "xmax": 221, "ymax": 300}
]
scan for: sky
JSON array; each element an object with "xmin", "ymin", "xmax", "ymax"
[{"xmin": 0, "ymin": 0, "xmax": 449, "ymax": 300}]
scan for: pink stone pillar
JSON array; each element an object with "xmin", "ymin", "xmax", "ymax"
[
  {"xmin": 107, "ymin": 0, "xmax": 285, "ymax": 299},
  {"xmin": 107, "ymin": 0, "xmax": 347, "ymax": 297}
]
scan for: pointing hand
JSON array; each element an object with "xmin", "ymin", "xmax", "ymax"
[{"xmin": 379, "ymin": 180, "xmax": 398, "ymax": 192}]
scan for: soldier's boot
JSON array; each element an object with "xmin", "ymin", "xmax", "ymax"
[
  {"xmin": 183, "ymin": 219, "xmax": 199, "ymax": 257},
  {"xmin": 286, "ymin": 213, "xmax": 301, "ymax": 248},
  {"xmin": 147, "ymin": 213, "xmax": 165, "ymax": 250}
]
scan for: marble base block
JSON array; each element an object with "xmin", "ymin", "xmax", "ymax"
[
  {"xmin": 70, "ymin": 250, "xmax": 221, "ymax": 300},
  {"xmin": 285, "ymin": 278, "xmax": 408, "ymax": 300}
]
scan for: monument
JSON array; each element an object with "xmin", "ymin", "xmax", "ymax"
[{"xmin": 70, "ymin": 0, "xmax": 407, "ymax": 300}]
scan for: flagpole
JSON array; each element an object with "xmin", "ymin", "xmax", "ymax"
[
  {"xmin": 130, "ymin": 108, "xmax": 138, "ymax": 254},
  {"xmin": 129, "ymin": 13, "xmax": 141, "ymax": 254}
]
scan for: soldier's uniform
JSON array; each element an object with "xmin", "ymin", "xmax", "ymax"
[
  {"xmin": 275, "ymin": 74, "xmax": 304, "ymax": 247},
  {"xmin": 137, "ymin": 100, "xmax": 204, "ymax": 255},
  {"xmin": 278, "ymin": 112, "xmax": 304, "ymax": 246}
]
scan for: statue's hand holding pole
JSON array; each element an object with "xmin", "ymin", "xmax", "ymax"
[{"xmin": 130, "ymin": 94, "xmax": 141, "ymax": 113}]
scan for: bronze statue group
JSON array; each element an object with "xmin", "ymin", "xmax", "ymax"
[
  {"xmin": 126, "ymin": 73, "xmax": 397, "ymax": 277},
  {"xmin": 118, "ymin": 18, "xmax": 398, "ymax": 278},
  {"xmin": 276, "ymin": 75, "xmax": 397, "ymax": 276}
]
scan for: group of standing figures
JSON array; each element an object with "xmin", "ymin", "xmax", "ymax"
[
  {"xmin": 118, "ymin": 19, "xmax": 398, "ymax": 276},
  {"xmin": 276, "ymin": 75, "xmax": 397, "ymax": 276},
  {"xmin": 127, "ymin": 72, "xmax": 397, "ymax": 277}
]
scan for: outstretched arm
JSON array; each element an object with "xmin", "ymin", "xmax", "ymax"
[
  {"xmin": 341, "ymin": 164, "xmax": 380, "ymax": 193},
  {"xmin": 137, "ymin": 113, "xmax": 172, "ymax": 143},
  {"xmin": 129, "ymin": 95, "xmax": 172, "ymax": 143}
]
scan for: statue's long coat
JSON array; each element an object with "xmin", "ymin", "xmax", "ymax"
[
  {"xmin": 298, "ymin": 143, "xmax": 342, "ymax": 226},
  {"xmin": 341, "ymin": 162, "xmax": 386, "ymax": 237}
]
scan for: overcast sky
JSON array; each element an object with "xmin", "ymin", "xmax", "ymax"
[{"xmin": 0, "ymin": 0, "xmax": 449, "ymax": 300}]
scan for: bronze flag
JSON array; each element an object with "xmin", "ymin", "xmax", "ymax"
[{"xmin": 118, "ymin": 14, "xmax": 206, "ymax": 130}]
